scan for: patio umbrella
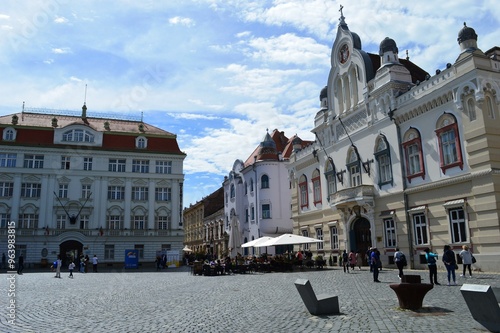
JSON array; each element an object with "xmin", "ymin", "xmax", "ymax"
[
  {"xmin": 258, "ymin": 233, "xmax": 323, "ymax": 247},
  {"xmin": 241, "ymin": 236, "xmax": 275, "ymax": 248},
  {"xmin": 227, "ymin": 216, "xmax": 242, "ymax": 256},
  {"xmin": 182, "ymin": 246, "xmax": 193, "ymax": 252}
]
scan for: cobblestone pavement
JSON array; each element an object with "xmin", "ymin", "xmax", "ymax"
[{"xmin": 1, "ymin": 266, "xmax": 499, "ymax": 333}]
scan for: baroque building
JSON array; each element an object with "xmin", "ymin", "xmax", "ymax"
[
  {"xmin": 288, "ymin": 11, "xmax": 500, "ymax": 271},
  {"xmin": 0, "ymin": 106, "xmax": 185, "ymax": 267}
]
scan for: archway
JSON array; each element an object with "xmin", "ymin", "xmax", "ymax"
[
  {"xmin": 59, "ymin": 240, "xmax": 83, "ymax": 269},
  {"xmin": 350, "ymin": 217, "xmax": 372, "ymax": 265}
]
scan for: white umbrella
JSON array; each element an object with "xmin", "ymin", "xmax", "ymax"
[
  {"xmin": 241, "ymin": 236, "xmax": 275, "ymax": 248},
  {"xmin": 182, "ymin": 246, "xmax": 193, "ymax": 252},
  {"xmin": 258, "ymin": 233, "xmax": 323, "ymax": 247},
  {"xmin": 227, "ymin": 216, "xmax": 242, "ymax": 256}
]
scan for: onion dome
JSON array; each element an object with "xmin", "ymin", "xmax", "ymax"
[
  {"xmin": 457, "ymin": 22, "xmax": 477, "ymax": 44},
  {"xmin": 379, "ymin": 37, "xmax": 398, "ymax": 56}
]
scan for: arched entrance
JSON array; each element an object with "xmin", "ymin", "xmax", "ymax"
[
  {"xmin": 350, "ymin": 218, "xmax": 372, "ymax": 265},
  {"xmin": 60, "ymin": 240, "xmax": 83, "ymax": 269}
]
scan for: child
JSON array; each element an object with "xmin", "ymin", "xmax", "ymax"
[{"xmin": 68, "ymin": 261, "xmax": 75, "ymax": 278}]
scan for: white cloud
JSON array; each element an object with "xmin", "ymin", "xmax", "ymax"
[
  {"xmin": 51, "ymin": 47, "xmax": 71, "ymax": 54},
  {"xmin": 168, "ymin": 16, "xmax": 195, "ymax": 27},
  {"xmin": 54, "ymin": 16, "xmax": 68, "ymax": 24}
]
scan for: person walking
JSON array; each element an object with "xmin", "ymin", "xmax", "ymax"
[
  {"xmin": 348, "ymin": 250, "xmax": 356, "ymax": 271},
  {"xmin": 92, "ymin": 255, "xmax": 98, "ymax": 272},
  {"xmin": 459, "ymin": 245, "xmax": 473, "ymax": 278},
  {"xmin": 370, "ymin": 247, "xmax": 381, "ymax": 282},
  {"xmin": 442, "ymin": 245, "xmax": 457, "ymax": 286},
  {"xmin": 394, "ymin": 247, "xmax": 406, "ymax": 279},
  {"xmin": 1, "ymin": 253, "xmax": 6, "ymax": 270},
  {"xmin": 17, "ymin": 254, "xmax": 24, "ymax": 275},
  {"xmin": 68, "ymin": 261, "xmax": 75, "ymax": 278},
  {"xmin": 356, "ymin": 251, "xmax": 362, "ymax": 270},
  {"xmin": 424, "ymin": 248, "xmax": 440, "ymax": 285},
  {"xmin": 54, "ymin": 255, "xmax": 62, "ymax": 278},
  {"xmin": 342, "ymin": 250, "xmax": 349, "ymax": 273}
]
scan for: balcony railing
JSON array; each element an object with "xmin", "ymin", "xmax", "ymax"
[
  {"xmin": 0, "ymin": 228, "xmax": 183, "ymax": 237},
  {"xmin": 328, "ymin": 185, "xmax": 375, "ymax": 209}
]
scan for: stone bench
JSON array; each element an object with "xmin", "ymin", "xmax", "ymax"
[
  {"xmin": 294, "ymin": 279, "xmax": 339, "ymax": 315},
  {"xmin": 389, "ymin": 274, "xmax": 433, "ymax": 310},
  {"xmin": 460, "ymin": 284, "xmax": 500, "ymax": 332}
]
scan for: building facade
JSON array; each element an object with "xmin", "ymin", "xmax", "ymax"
[
  {"xmin": 288, "ymin": 12, "xmax": 500, "ymax": 271},
  {"xmin": 223, "ymin": 130, "xmax": 310, "ymax": 257},
  {"xmin": 0, "ymin": 106, "xmax": 185, "ymax": 268}
]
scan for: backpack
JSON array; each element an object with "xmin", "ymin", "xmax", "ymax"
[
  {"xmin": 53, "ymin": 261, "xmax": 58, "ymax": 268},
  {"xmin": 400, "ymin": 253, "xmax": 407, "ymax": 267}
]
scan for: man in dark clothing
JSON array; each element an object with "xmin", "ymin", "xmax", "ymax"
[{"xmin": 17, "ymin": 255, "xmax": 24, "ymax": 275}]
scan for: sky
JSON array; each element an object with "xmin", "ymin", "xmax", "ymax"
[{"xmin": 0, "ymin": 0, "xmax": 498, "ymax": 208}]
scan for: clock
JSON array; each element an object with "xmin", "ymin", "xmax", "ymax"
[{"xmin": 339, "ymin": 44, "xmax": 350, "ymax": 64}]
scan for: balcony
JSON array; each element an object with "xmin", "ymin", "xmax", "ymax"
[{"xmin": 328, "ymin": 185, "xmax": 375, "ymax": 210}]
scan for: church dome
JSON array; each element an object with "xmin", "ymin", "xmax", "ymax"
[
  {"xmin": 379, "ymin": 37, "xmax": 398, "ymax": 56},
  {"xmin": 457, "ymin": 22, "xmax": 477, "ymax": 44}
]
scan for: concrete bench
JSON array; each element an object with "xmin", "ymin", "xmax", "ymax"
[
  {"xmin": 294, "ymin": 279, "xmax": 339, "ymax": 315},
  {"xmin": 460, "ymin": 284, "xmax": 500, "ymax": 332},
  {"xmin": 389, "ymin": 274, "xmax": 433, "ymax": 310}
]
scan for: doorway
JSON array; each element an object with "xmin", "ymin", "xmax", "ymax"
[
  {"xmin": 351, "ymin": 218, "xmax": 372, "ymax": 265},
  {"xmin": 59, "ymin": 240, "xmax": 83, "ymax": 269}
]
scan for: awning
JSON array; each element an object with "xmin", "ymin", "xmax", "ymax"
[
  {"xmin": 443, "ymin": 199, "xmax": 465, "ymax": 208},
  {"xmin": 379, "ymin": 210, "xmax": 395, "ymax": 217},
  {"xmin": 407, "ymin": 205, "xmax": 426, "ymax": 213}
]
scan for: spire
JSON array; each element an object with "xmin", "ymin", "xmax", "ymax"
[
  {"xmin": 339, "ymin": 4, "xmax": 347, "ymax": 27},
  {"xmin": 82, "ymin": 84, "xmax": 87, "ymax": 120}
]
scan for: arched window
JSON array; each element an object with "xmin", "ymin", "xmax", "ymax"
[
  {"xmin": 2, "ymin": 127, "xmax": 16, "ymax": 141},
  {"xmin": 435, "ymin": 113, "xmax": 463, "ymax": 173},
  {"xmin": 466, "ymin": 98, "xmax": 476, "ymax": 121},
  {"xmin": 485, "ymin": 95, "xmax": 496, "ymax": 119},
  {"xmin": 312, "ymin": 169, "xmax": 321, "ymax": 204},
  {"xmin": 136, "ymin": 136, "xmax": 147, "ymax": 149},
  {"xmin": 261, "ymin": 174, "xmax": 269, "ymax": 189},
  {"xmin": 402, "ymin": 128, "xmax": 425, "ymax": 182},
  {"xmin": 374, "ymin": 135, "xmax": 393, "ymax": 187},
  {"xmin": 347, "ymin": 147, "xmax": 361, "ymax": 187},
  {"xmin": 62, "ymin": 129, "xmax": 94, "ymax": 142},
  {"xmin": 230, "ymin": 184, "xmax": 235, "ymax": 198},
  {"xmin": 250, "ymin": 178, "xmax": 254, "ymax": 192},
  {"xmin": 299, "ymin": 175, "xmax": 308, "ymax": 209},
  {"xmin": 324, "ymin": 158, "xmax": 336, "ymax": 196}
]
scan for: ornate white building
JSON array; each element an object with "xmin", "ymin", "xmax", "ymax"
[
  {"xmin": 0, "ymin": 106, "xmax": 185, "ymax": 268},
  {"xmin": 223, "ymin": 130, "xmax": 310, "ymax": 257},
  {"xmin": 288, "ymin": 11, "xmax": 500, "ymax": 271}
]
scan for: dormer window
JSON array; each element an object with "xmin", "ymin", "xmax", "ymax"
[
  {"xmin": 2, "ymin": 127, "xmax": 17, "ymax": 141},
  {"xmin": 136, "ymin": 136, "xmax": 147, "ymax": 149},
  {"xmin": 62, "ymin": 129, "xmax": 94, "ymax": 143}
]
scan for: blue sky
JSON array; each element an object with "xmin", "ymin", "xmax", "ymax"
[{"xmin": 0, "ymin": 0, "xmax": 498, "ymax": 207}]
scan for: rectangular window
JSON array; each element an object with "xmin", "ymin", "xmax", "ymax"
[
  {"xmin": 0, "ymin": 182, "xmax": 14, "ymax": 197},
  {"xmin": 0, "ymin": 153, "xmax": 17, "ymax": 167},
  {"xmin": 21, "ymin": 183, "xmax": 41, "ymax": 198},
  {"xmin": 449, "ymin": 208, "xmax": 467, "ymax": 243},
  {"xmin": 384, "ymin": 218, "xmax": 396, "ymax": 248},
  {"xmin": 155, "ymin": 187, "xmax": 171, "ymax": 201},
  {"xmin": 299, "ymin": 183, "xmax": 308, "ymax": 208},
  {"xmin": 104, "ymin": 245, "xmax": 115, "ymax": 260},
  {"xmin": 81, "ymin": 185, "xmax": 91, "ymax": 199},
  {"xmin": 378, "ymin": 154, "xmax": 391, "ymax": 183},
  {"xmin": 79, "ymin": 215, "xmax": 89, "ymax": 229},
  {"xmin": 251, "ymin": 206, "xmax": 255, "ymax": 221},
  {"xmin": 108, "ymin": 215, "xmax": 122, "ymax": 229},
  {"xmin": 133, "ymin": 216, "xmax": 145, "ymax": 230},
  {"xmin": 327, "ymin": 174, "xmax": 335, "ymax": 195},
  {"xmin": 107, "ymin": 186, "xmax": 125, "ymax": 200},
  {"xmin": 155, "ymin": 161, "xmax": 172, "ymax": 174},
  {"xmin": 156, "ymin": 216, "xmax": 170, "ymax": 230},
  {"xmin": 58, "ymin": 184, "xmax": 68, "ymax": 198},
  {"xmin": 301, "ymin": 229, "xmax": 310, "ymax": 250},
  {"xmin": 262, "ymin": 204, "xmax": 271, "ymax": 219},
  {"xmin": 19, "ymin": 214, "xmax": 38, "ymax": 228},
  {"xmin": 245, "ymin": 208, "xmax": 249, "ymax": 223},
  {"xmin": 56, "ymin": 215, "xmax": 66, "ymax": 229},
  {"xmin": 61, "ymin": 156, "xmax": 70, "ymax": 170},
  {"xmin": 350, "ymin": 164, "xmax": 360, "ymax": 187},
  {"xmin": 329, "ymin": 226, "xmax": 339, "ymax": 250},
  {"xmin": 413, "ymin": 213, "xmax": 428, "ymax": 245},
  {"xmin": 0, "ymin": 213, "xmax": 11, "ymax": 228},
  {"xmin": 312, "ymin": 177, "xmax": 321, "ymax": 204},
  {"xmin": 316, "ymin": 228, "xmax": 323, "ymax": 250},
  {"xmin": 132, "ymin": 159, "xmax": 149, "ymax": 173},
  {"xmin": 23, "ymin": 154, "xmax": 44, "ymax": 169},
  {"xmin": 135, "ymin": 244, "xmax": 144, "ymax": 259},
  {"xmin": 408, "ymin": 144, "xmax": 421, "ymax": 175},
  {"xmin": 108, "ymin": 159, "xmax": 126, "ymax": 172},
  {"xmin": 83, "ymin": 157, "xmax": 93, "ymax": 171},
  {"xmin": 132, "ymin": 186, "xmax": 148, "ymax": 201},
  {"xmin": 441, "ymin": 130, "xmax": 458, "ymax": 165}
]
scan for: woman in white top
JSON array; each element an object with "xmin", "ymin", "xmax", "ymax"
[{"xmin": 459, "ymin": 245, "xmax": 473, "ymax": 278}]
